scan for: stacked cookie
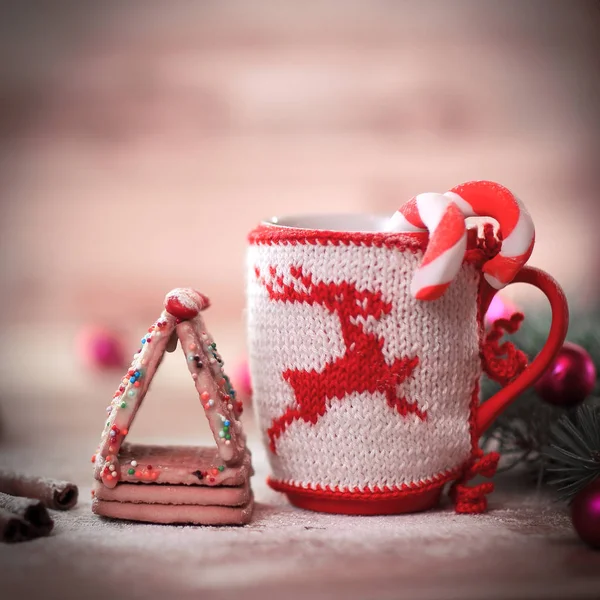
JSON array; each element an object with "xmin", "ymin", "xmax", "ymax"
[
  {"xmin": 91, "ymin": 289, "xmax": 253, "ymax": 525},
  {"xmin": 92, "ymin": 444, "xmax": 253, "ymax": 525}
]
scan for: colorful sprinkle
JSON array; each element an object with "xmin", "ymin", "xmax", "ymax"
[
  {"xmin": 127, "ymin": 389, "xmax": 136, "ymax": 397},
  {"xmin": 131, "ymin": 460, "xmax": 137, "ymax": 467},
  {"xmin": 128, "ymin": 468, "xmax": 135, "ymax": 475},
  {"xmin": 120, "ymin": 402, "xmax": 127, "ymax": 408},
  {"xmin": 218, "ymin": 465, "xmax": 225, "ymax": 472}
]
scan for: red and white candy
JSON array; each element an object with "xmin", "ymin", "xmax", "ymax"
[
  {"xmin": 388, "ymin": 181, "xmax": 535, "ymax": 300},
  {"xmin": 388, "ymin": 193, "xmax": 467, "ymax": 301},
  {"xmin": 164, "ymin": 288, "xmax": 210, "ymax": 320}
]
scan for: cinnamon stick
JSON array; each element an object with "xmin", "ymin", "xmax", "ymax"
[
  {"xmin": 0, "ymin": 492, "xmax": 53, "ymax": 535},
  {"xmin": 0, "ymin": 470, "xmax": 78, "ymax": 510},
  {"xmin": 0, "ymin": 508, "xmax": 31, "ymax": 543}
]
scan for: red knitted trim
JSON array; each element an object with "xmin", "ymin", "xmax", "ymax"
[
  {"xmin": 248, "ymin": 224, "xmax": 428, "ymax": 249},
  {"xmin": 449, "ymin": 450, "xmax": 500, "ymax": 513},
  {"xmin": 249, "ymin": 225, "xmax": 497, "ymax": 275},
  {"xmin": 268, "ymin": 464, "xmax": 464, "ymax": 500},
  {"xmin": 482, "ymin": 312, "xmax": 528, "ymax": 385}
]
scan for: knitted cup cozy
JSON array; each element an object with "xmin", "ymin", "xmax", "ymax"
[{"xmin": 246, "ymin": 225, "xmax": 515, "ymax": 514}]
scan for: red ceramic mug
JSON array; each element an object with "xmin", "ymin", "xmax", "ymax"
[{"xmin": 246, "ymin": 213, "xmax": 568, "ymax": 515}]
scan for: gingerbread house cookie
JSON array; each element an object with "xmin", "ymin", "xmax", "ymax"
[{"xmin": 91, "ymin": 289, "xmax": 253, "ymax": 525}]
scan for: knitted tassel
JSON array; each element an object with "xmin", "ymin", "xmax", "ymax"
[
  {"xmin": 482, "ymin": 312, "xmax": 528, "ymax": 385},
  {"xmin": 450, "ymin": 450, "xmax": 500, "ymax": 513}
]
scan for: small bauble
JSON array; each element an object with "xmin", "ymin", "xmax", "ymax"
[
  {"xmin": 535, "ymin": 342, "xmax": 596, "ymax": 407},
  {"xmin": 76, "ymin": 326, "xmax": 126, "ymax": 370},
  {"xmin": 232, "ymin": 358, "xmax": 253, "ymax": 405},
  {"xmin": 571, "ymin": 479, "xmax": 600, "ymax": 549},
  {"xmin": 485, "ymin": 294, "xmax": 517, "ymax": 326}
]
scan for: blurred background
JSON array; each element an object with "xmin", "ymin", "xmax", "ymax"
[{"xmin": 1, "ymin": 0, "xmax": 599, "ymax": 450}]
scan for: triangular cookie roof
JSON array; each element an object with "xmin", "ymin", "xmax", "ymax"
[{"xmin": 93, "ymin": 288, "xmax": 246, "ymax": 488}]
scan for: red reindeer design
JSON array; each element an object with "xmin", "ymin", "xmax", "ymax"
[{"xmin": 255, "ymin": 265, "xmax": 426, "ymax": 454}]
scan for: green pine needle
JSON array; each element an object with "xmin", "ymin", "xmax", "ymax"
[{"xmin": 543, "ymin": 403, "xmax": 600, "ymax": 503}]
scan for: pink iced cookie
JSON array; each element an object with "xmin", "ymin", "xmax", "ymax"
[
  {"xmin": 92, "ymin": 481, "xmax": 250, "ymax": 506},
  {"xmin": 92, "ymin": 496, "xmax": 254, "ymax": 525},
  {"xmin": 114, "ymin": 443, "xmax": 253, "ymax": 487}
]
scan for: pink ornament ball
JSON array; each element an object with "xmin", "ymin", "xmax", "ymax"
[
  {"xmin": 232, "ymin": 358, "xmax": 252, "ymax": 404},
  {"xmin": 571, "ymin": 479, "xmax": 600, "ymax": 550},
  {"xmin": 76, "ymin": 326, "xmax": 127, "ymax": 371},
  {"xmin": 535, "ymin": 342, "xmax": 596, "ymax": 408},
  {"xmin": 485, "ymin": 294, "xmax": 517, "ymax": 325}
]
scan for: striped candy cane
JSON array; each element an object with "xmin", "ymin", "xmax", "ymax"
[
  {"xmin": 388, "ymin": 193, "xmax": 467, "ymax": 301},
  {"xmin": 388, "ymin": 181, "xmax": 535, "ymax": 300}
]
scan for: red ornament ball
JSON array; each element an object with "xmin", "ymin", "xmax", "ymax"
[
  {"xmin": 164, "ymin": 288, "xmax": 210, "ymax": 320},
  {"xmin": 534, "ymin": 342, "xmax": 596, "ymax": 407},
  {"xmin": 571, "ymin": 479, "xmax": 600, "ymax": 550}
]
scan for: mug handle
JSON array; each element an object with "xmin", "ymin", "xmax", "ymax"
[{"xmin": 476, "ymin": 266, "xmax": 569, "ymax": 436}]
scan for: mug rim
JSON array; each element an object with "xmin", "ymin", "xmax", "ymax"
[{"xmin": 261, "ymin": 213, "xmax": 406, "ymax": 234}]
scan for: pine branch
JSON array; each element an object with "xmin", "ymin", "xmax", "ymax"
[{"xmin": 543, "ymin": 402, "xmax": 600, "ymax": 503}]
